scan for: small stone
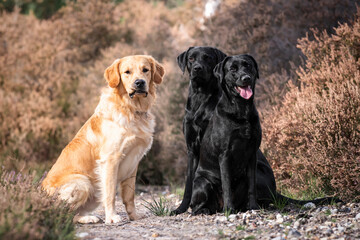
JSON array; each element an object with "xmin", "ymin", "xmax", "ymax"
[
  {"xmin": 215, "ymin": 216, "xmax": 227, "ymax": 222},
  {"xmin": 303, "ymin": 202, "xmax": 316, "ymax": 209},
  {"xmin": 268, "ymin": 214, "xmax": 275, "ymax": 220},
  {"xmin": 330, "ymin": 209, "xmax": 338, "ymax": 214},
  {"xmin": 228, "ymin": 214, "xmax": 237, "ymax": 221},
  {"xmin": 355, "ymin": 213, "xmax": 360, "ymax": 220},
  {"xmin": 288, "ymin": 229, "xmax": 301, "ymax": 237},
  {"xmin": 293, "ymin": 221, "xmax": 300, "ymax": 229},
  {"xmin": 151, "ymin": 233, "xmax": 159, "ymax": 238},
  {"xmin": 276, "ymin": 214, "xmax": 284, "ymax": 224},
  {"xmin": 339, "ymin": 207, "xmax": 351, "ymax": 213},
  {"xmin": 76, "ymin": 232, "xmax": 89, "ymax": 238},
  {"xmin": 325, "ymin": 228, "xmax": 333, "ymax": 236}
]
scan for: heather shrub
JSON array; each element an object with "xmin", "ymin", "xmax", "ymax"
[
  {"xmin": 261, "ymin": 9, "xmax": 360, "ymax": 201},
  {"xmin": 199, "ymin": 0, "xmax": 357, "ymax": 109},
  {"xmin": 0, "ymin": 0, "xmax": 122, "ymax": 171},
  {"xmin": 0, "ymin": 170, "xmax": 75, "ymax": 239}
]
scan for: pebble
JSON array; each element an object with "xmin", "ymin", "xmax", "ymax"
[
  {"xmin": 215, "ymin": 216, "xmax": 227, "ymax": 222},
  {"xmin": 276, "ymin": 214, "xmax": 284, "ymax": 224},
  {"xmin": 303, "ymin": 202, "xmax": 316, "ymax": 209},
  {"xmin": 330, "ymin": 209, "xmax": 338, "ymax": 214},
  {"xmin": 76, "ymin": 232, "xmax": 89, "ymax": 238},
  {"xmin": 293, "ymin": 221, "xmax": 300, "ymax": 229},
  {"xmin": 355, "ymin": 213, "xmax": 360, "ymax": 220},
  {"xmin": 228, "ymin": 214, "xmax": 237, "ymax": 221},
  {"xmin": 151, "ymin": 232, "xmax": 159, "ymax": 237},
  {"xmin": 288, "ymin": 229, "xmax": 301, "ymax": 237}
]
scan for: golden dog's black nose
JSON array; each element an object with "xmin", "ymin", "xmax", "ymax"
[{"xmin": 134, "ymin": 79, "xmax": 146, "ymax": 88}]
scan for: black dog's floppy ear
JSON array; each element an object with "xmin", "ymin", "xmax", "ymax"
[
  {"xmin": 244, "ymin": 54, "xmax": 259, "ymax": 79},
  {"xmin": 177, "ymin": 47, "xmax": 194, "ymax": 73},
  {"xmin": 213, "ymin": 56, "xmax": 230, "ymax": 82}
]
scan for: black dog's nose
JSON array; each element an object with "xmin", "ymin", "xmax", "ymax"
[
  {"xmin": 241, "ymin": 75, "xmax": 251, "ymax": 82},
  {"xmin": 193, "ymin": 65, "xmax": 202, "ymax": 72},
  {"xmin": 134, "ymin": 79, "xmax": 146, "ymax": 88}
]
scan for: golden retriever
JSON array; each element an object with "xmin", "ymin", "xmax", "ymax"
[{"xmin": 41, "ymin": 55, "xmax": 165, "ymax": 224}]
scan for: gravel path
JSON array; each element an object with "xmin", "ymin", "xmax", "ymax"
[{"xmin": 76, "ymin": 186, "xmax": 360, "ymax": 239}]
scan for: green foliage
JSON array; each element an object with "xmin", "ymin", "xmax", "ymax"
[
  {"xmin": 0, "ymin": 0, "xmax": 72, "ymax": 19},
  {"xmin": 236, "ymin": 225, "xmax": 246, "ymax": 231},
  {"xmin": 143, "ymin": 196, "xmax": 170, "ymax": 217}
]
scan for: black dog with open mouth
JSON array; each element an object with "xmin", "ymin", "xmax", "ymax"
[
  {"xmin": 171, "ymin": 46, "xmax": 227, "ymax": 215},
  {"xmin": 190, "ymin": 54, "xmax": 262, "ymax": 214}
]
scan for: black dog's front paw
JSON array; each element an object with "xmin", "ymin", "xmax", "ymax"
[
  {"xmin": 170, "ymin": 207, "xmax": 186, "ymax": 216},
  {"xmin": 248, "ymin": 202, "xmax": 260, "ymax": 210},
  {"xmin": 192, "ymin": 208, "xmax": 211, "ymax": 215}
]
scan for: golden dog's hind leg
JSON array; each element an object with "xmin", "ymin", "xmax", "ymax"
[
  {"xmin": 120, "ymin": 167, "xmax": 139, "ymax": 221},
  {"xmin": 74, "ymin": 198, "xmax": 101, "ymax": 224},
  {"xmin": 56, "ymin": 174, "xmax": 100, "ymax": 224}
]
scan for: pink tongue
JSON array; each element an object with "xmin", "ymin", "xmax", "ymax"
[{"xmin": 239, "ymin": 86, "xmax": 253, "ymax": 99}]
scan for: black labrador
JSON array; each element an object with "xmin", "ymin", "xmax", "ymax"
[
  {"xmin": 171, "ymin": 46, "xmax": 227, "ymax": 215},
  {"xmin": 190, "ymin": 54, "xmax": 261, "ymax": 214}
]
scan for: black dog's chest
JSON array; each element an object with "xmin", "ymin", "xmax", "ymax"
[{"xmin": 232, "ymin": 121, "xmax": 252, "ymax": 140}]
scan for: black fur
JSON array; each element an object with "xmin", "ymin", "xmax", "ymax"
[
  {"xmin": 190, "ymin": 55, "xmax": 261, "ymax": 214},
  {"xmin": 171, "ymin": 47, "xmax": 227, "ymax": 215}
]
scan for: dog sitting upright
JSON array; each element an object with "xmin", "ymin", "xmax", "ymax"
[
  {"xmin": 42, "ymin": 55, "xmax": 165, "ymax": 224},
  {"xmin": 191, "ymin": 54, "xmax": 261, "ymax": 214},
  {"xmin": 171, "ymin": 47, "xmax": 227, "ymax": 215}
]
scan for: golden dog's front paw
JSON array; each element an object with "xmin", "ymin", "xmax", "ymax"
[
  {"xmin": 74, "ymin": 215, "xmax": 101, "ymax": 224},
  {"xmin": 128, "ymin": 212, "xmax": 142, "ymax": 221},
  {"xmin": 105, "ymin": 214, "xmax": 122, "ymax": 224}
]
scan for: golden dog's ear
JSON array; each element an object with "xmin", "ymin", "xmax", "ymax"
[
  {"xmin": 104, "ymin": 59, "xmax": 121, "ymax": 88},
  {"xmin": 149, "ymin": 57, "xmax": 165, "ymax": 84}
]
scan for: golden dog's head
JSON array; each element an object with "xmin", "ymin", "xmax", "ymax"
[{"xmin": 104, "ymin": 55, "xmax": 165, "ymax": 99}]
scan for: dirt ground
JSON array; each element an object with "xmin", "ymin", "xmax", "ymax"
[{"xmin": 76, "ymin": 186, "xmax": 360, "ymax": 240}]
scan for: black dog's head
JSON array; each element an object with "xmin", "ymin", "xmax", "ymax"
[
  {"xmin": 214, "ymin": 54, "xmax": 259, "ymax": 100},
  {"xmin": 177, "ymin": 46, "xmax": 227, "ymax": 84}
]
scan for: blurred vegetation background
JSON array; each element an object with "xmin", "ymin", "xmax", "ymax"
[{"xmin": 0, "ymin": 0, "xmax": 359, "ymax": 203}]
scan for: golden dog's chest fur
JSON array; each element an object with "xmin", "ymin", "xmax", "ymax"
[{"xmin": 41, "ymin": 55, "xmax": 164, "ymax": 224}]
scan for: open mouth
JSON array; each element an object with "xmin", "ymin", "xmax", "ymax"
[
  {"xmin": 235, "ymin": 85, "xmax": 253, "ymax": 99},
  {"xmin": 129, "ymin": 90, "xmax": 148, "ymax": 98}
]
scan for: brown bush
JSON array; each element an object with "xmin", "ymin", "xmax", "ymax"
[
  {"xmin": 0, "ymin": 0, "xmax": 122, "ymax": 171},
  {"xmin": 199, "ymin": 0, "xmax": 357, "ymax": 109},
  {"xmin": 0, "ymin": 0, "xmax": 200, "ymax": 184},
  {"xmin": 0, "ymin": 170, "xmax": 75, "ymax": 239},
  {"xmin": 261, "ymin": 9, "xmax": 360, "ymax": 201}
]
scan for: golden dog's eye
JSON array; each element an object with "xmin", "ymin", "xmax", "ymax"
[
  {"xmin": 143, "ymin": 68, "xmax": 149, "ymax": 73},
  {"xmin": 125, "ymin": 70, "xmax": 130, "ymax": 74}
]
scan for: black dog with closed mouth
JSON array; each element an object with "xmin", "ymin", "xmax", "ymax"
[
  {"xmin": 171, "ymin": 46, "xmax": 227, "ymax": 215},
  {"xmin": 190, "ymin": 54, "xmax": 261, "ymax": 214}
]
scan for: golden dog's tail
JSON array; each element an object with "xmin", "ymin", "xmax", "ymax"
[{"xmin": 42, "ymin": 174, "xmax": 95, "ymax": 210}]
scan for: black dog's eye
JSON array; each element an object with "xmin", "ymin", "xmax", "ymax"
[
  {"xmin": 125, "ymin": 70, "xmax": 131, "ymax": 74},
  {"xmin": 188, "ymin": 57, "xmax": 195, "ymax": 62},
  {"xmin": 242, "ymin": 62, "xmax": 250, "ymax": 68},
  {"xmin": 230, "ymin": 66, "xmax": 237, "ymax": 72},
  {"xmin": 143, "ymin": 68, "xmax": 149, "ymax": 73}
]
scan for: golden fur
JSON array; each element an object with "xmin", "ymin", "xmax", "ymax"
[{"xmin": 42, "ymin": 55, "xmax": 165, "ymax": 224}]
